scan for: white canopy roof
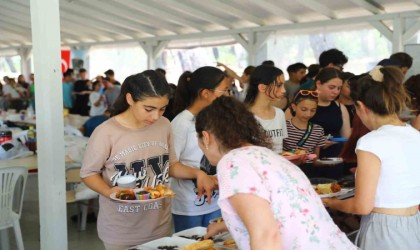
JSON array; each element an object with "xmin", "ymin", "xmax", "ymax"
[{"xmin": 1, "ymin": 0, "xmax": 420, "ymax": 50}]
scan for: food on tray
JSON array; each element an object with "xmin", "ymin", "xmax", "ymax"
[
  {"xmin": 281, "ymin": 149, "xmax": 307, "ymax": 156},
  {"xmin": 181, "ymin": 239, "xmax": 215, "ymax": 250},
  {"xmin": 115, "ymin": 189, "xmax": 136, "ymax": 200},
  {"xmin": 314, "ymin": 183, "xmax": 341, "ymax": 194},
  {"xmin": 223, "ymin": 239, "xmax": 238, "ymax": 248},
  {"xmin": 144, "ymin": 184, "xmax": 176, "ymax": 199}
]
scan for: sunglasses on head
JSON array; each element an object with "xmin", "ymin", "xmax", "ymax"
[{"xmin": 293, "ymin": 90, "xmax": 319, "ymax": 101}]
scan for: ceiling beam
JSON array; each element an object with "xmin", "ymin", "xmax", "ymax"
[
  {"xmin": 59, "ymin": 9, "xmax": 135, "ymax": 39},
  {"xmin": 349, "ymin": 0, "xmax": 384, "ymax": 14},
  {"xmin": 369, "ymin": 21, "xmax": 393, "ymax": 41},
  {"xmin": 159, "ymin": 0, "xmax": 233, "ymax": 29},
  {"xmin": 295, "ymin": 0, "xmax": 337, "ymax": 19},
  {"xmin": 412, "ymin": 0, "xmax": 420, "ymax": 7},
  {"xmin": 114, "ymin": 0, "xmax": 204, "ymax": 32},
  {"xmin": 254, "ymin": 0, "xmax": 298, "ymax": 23},
  {"xmin": 54, "ymin": 10, "xmax": 420, "ymax": 47},
  {"xmin": 60, "ymin": 1, "xmax": 156, "ymax": 37},
  {"xmin": 201, "ymin": 0, "xmax": 263, "ymax": 26},
  {"xmin": 90, "ymin": 0, "xmax": 180, "ymax": 34},
  {"xmin": 403, "ymin": 20, "xmax": 420, "ymax": 43}
]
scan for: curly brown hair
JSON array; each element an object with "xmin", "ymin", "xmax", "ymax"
[{"xmin": 195, "ymin": 96, "xmax": 272, "ymax": 151}]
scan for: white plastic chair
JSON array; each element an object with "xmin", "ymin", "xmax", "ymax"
[
  {"xmin": 66, "ymin": 167, "xmax": 95, "ymax": 231},
  {"xmin": 0, "ymin": 167, "xmax": 28, "ymax": 250},
  {"xmin": 64, "ymin": 125, "xmax": 83, "ymax": 137}
]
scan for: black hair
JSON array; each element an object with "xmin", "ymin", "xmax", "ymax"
[
  {"xmin": 172, "ymin": 67, "xmax": 226, "ymax": 116},
  {"xmin": 261, "ymin": 60, "xmax": 275, "ymax": 67},
  {"xmin": 389, "ymin": 52, "xmax": 413, "ymax": 69},
  {"xmin": 350, "ymin": 66, "xmax": 407, "ymax": 116},
  {"xmin": 92, "ymin": 80, "xmax": 101, "ymax": 89},
  {"xmin": 243, "ymin": 66, "xmax": 256, "ymax": 76},
  {"xmin": 244, "ymin": 65, "xmax": 284, "ymax": 105},
  {"xmin": 104, "ymin": 69, "xmax": 114, "ymax": 76},
  {"xmin": 112, "ymin": 70, "xmax": 170, "ymax": 116},
  {"xmin": 156, "ymin": 68, "xmax": 166, "ymax": 76},
  {"xmin": 319, "ymin": 48, "xmax": 348, "ymax": 68},
  {"xmin": 63, "ymin": 71, "xmax": 72, "ymax": 78},
  {"xmin": 339, "ymin": 72, "xmax": 355, "ymax": 82},
  {"xmin": 404, "ymin": 74, "xmax": 420, "ymax": 110},
  {"xmin": 79, "ymin": 68, "xmax": 87, "ymax": 73},
  {"xmin": 315, "ymin": 68, "xmax": 341, "ymax": 87},
  {"xmin": 196, "ymin": 96, "xmax": 272, "ymax": 150},
  {"xmin": 287, "ymin": 63, "xmax": 307, "ymax": 73}
]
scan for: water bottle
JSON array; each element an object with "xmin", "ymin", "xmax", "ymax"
[{"xmin": 26, "ymin": 126, "xmax": 37, "ymax": 152}]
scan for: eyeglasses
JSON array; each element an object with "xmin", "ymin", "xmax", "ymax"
[
  {"xmin": 293, "ymin": 90, "xmax": 319, "ymax": 100},
  {"xmin": 212, "ymin": 89, "xmax": 231, "ymax": 96}
]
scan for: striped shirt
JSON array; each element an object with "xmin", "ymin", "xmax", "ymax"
[{"xmin": 283, "ymin": 120, "xmax": 326, "ymax": 154}]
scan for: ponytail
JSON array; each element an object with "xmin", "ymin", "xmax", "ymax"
[
  {"xmin": 172, "ymin": 71, "xmax": 193, "ymax": 116},
  {"xmin": 350, "ymin": 66, "xmax": 407, "ymax": 116}
]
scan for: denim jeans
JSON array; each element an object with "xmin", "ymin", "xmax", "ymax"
[{"xmin": 173, "ymin": 209, "xmax": 222, "ymax": 232}]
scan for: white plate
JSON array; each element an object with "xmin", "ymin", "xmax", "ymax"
[
  {"xmin": 109, "ymin": 188, "xmax": 163, "ymax": 204},
  {"xmin": 136, "ymin": 236, "xmax": 196, "ymax": 249},
  {"xmin": 173, "ymin": 227, "xmax": 233, "ymax": 243},
  {"xmin": 315, "ymin": 157, "xmax": 343, "ymax": 165},
  {"xmin": 318, "ymin": 188, "xmax": 353, "ymax": 198}
]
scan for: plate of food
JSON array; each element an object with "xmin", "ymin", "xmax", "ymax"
[
  {"xmin": 315, "ymin": 157, "xmax": 343, "ymax": 165},
  {"xmin": 328, "ymin": 137, "xmax": 348, "ymax": 142},
  {"xmin": 313, "ymin": 182, "xmax": 353, "ymax": 198},
  {"xmin": 110, "ymin": 184, "xmax": 175, "ymax": 203},
  {"xmin": 136, "ymin": 237, "xmax": 196, "ymax": 249},
  {"xmin": 281, "ymin": 149, "xmax": 307, "ymax": 161}
]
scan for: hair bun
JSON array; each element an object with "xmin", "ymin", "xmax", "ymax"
[{"xmin": 369, "ymin": 66, "xmax": 384, "ymax": 82}]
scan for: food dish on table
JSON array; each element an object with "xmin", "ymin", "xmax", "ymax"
[{"xmin": 138, "ymin": 237, "xmax": 195, "ymax": 249}]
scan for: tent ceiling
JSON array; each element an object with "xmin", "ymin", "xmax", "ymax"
[{"xmin": 0, "ymin": 0, "xmax": 419, "ymax": 49}]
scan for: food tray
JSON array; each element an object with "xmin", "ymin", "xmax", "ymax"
[
  {"xmin": 173, "ymin": 227, "xmax": 233, "ymax": 244},
  {"xmin": 315, "ymin": 157, "xmax": 343, "ymax": 165},
  {"xmin": 110, "ymin": 188, "xmax": 164, "ymax": 204}
]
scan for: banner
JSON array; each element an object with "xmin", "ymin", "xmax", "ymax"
[{"xmin": 61, "ymin": 50, "xmax": 71, "ymax": 73}]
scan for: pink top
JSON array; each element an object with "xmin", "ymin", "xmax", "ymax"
[{"xmin": 217, "ymin": 146, "xmax": 357, "ymax": 250}]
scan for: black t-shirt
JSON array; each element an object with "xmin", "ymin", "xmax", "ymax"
[{"xmin": 70, "ymin": 80, "xmax": 90, "ymax": 116}]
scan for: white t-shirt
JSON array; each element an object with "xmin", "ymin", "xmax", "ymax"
[
  {"xmin": 170, "ymin": 110, "xmax": 220, "ymax": 216},
  {"xmin": 356, "ymin": 124, "xmax": 420, "ymax": 208},
  {"xmin": 3, "ymin": 84, "xmax": 20, "ymax": 99},
  {"xmin": 89, "ymin": 92, "xmax": 107, "ymax": 116},
  {"xmin": 254, "ymin": 107, "xmax": 288, "ymax": 154}
]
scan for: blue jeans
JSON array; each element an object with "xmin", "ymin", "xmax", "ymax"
[{"xmin": 173, "ymin": 210, "xmax": 222, "ymax": 233}]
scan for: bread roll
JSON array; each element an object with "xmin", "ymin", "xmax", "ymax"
[{"xmin": 181, "ymin": 239, "xmax": 214, "ymax": 250}]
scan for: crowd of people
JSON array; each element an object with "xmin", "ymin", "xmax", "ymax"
[
  {"xmin": 80, "ymin": 49, "xmax": 419, "ymax": 250},
  {"xmin": 2, "ymin": 48, "xmax": 420, "ymax": 249}
]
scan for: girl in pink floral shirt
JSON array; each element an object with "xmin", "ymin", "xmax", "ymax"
[{"xmin": 196, "ymin": 96, "xmax": 356, "ymax": 250}]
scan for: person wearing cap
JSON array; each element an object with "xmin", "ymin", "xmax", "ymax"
[{"xmin": 104, "ymin": 69, "xmax": 121, "ymax": 86}]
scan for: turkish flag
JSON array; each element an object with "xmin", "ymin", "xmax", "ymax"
[{"xmin": 61, "ymin": 50, "xmax": 71, "ymax": 73}]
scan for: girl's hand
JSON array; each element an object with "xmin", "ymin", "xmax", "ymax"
[
  {"xmin": 204, "ymin": 221, "xmax": 228, "ymax": 239},
  {"xmin": 321, "ymin": 197, "xmax": 336, "ymax": 207},
  {"xmin": 106, "ymin": 186, "xmax": 132, "ymax": 198},
  {"xmin": 196, "ymin": 171, "xmax": 217, "ymax": 204},
  {"xmin": 323, "ymin": 139, "xmax": 338, "ymax": 149}
]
